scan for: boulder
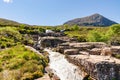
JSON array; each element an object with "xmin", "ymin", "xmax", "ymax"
[{"xmin": 64, "ymin": 49, "xmax": 79, "ymax": 55}]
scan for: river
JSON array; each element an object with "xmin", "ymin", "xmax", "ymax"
[{"xmin": 44, "ymin": 49, "xmax": 83, "ymax": 80}]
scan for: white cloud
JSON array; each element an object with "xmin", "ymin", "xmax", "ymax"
[{"xmin": 3, "ymin": 0, "xmax": 13, "ymax": 3}]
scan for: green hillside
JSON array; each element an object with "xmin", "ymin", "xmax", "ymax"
[{"xmin": 0, "ymin": 18, "xmax": 21, "ymax": 26}]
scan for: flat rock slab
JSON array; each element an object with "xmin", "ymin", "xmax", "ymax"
[
  {"xmin": 68, "ymin": 55, "xmax": 120, "ymax": 64},
  {"xmin": 64, "ymin": 49, "xmax": 79, "ymax": 55},
  {"xmin": 111, "ymin": 46, "xmax": 120, "ymax": 54},
  {"xmin": 66, "ymin": 55, "xmax": 120, "ymax": 80},
  {"xmin": 89, "ymin": 48, "xmax": 102, "ymax": 55}
]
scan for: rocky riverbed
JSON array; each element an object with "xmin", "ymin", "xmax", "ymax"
[
  {"xmin": 44, "ymin": 49, "xmax": 84, "ymax": 80},
  {"xmin": 33, "ymin": 35, "xmax": 120, "ymax": 80}
]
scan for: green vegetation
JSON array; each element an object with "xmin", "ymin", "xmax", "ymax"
[
  {"xmin": 64, "ymin": 26, "xmax": 109, "ymax": 42},
  {"xmin": 113, "ymin": 54, "xmax": 120, "ymax": 59},
  {"xmin": 0, "ymin": 25, "xmax": 46, "ymax": 49},
  {"xmin": 0, "ymin": 45, "xmax": 48, "ymax": 80},
  {"xmin": 0, "ymin": 21, "xmax": 51, "ymax": 80},
  {"xmin": 0, "ymin": 27, "xmax": 22, "ymax": 48},
  {"xmin": 107, "ymin": 24, "xmax": 120, "ymax": 45},
  {"xmin": 0, "ymin": 18, "xmax": 120, "ymax": 80},
  {"xmin": 63, "ymin": 24, "xmax": 120, "ymax": 44}
]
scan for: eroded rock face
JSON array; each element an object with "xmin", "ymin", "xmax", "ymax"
[
  {"xmin": 34, "ymin": 37, "xmax": 66, "ymax": 49},
  {"xmin": 96, "ymin": 62, "xmax": 120, "ymax": 80},
  {"xmin": 41, "ymin": 37, "xmax": 65, "ymax": 48},
  {"xmin": 66, "ymin": 55, "xmax": 120, "ymax": 80},
  {"xmin": 57, "ymin": 42, "xmax": 108, "ymax": 55}
]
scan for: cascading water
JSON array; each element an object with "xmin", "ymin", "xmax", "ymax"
[{"xmin": 44, "ymin": 49, "xmax": 83, "ymax": 80}]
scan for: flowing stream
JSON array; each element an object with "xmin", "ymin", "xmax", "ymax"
[{"xmin": 44, "ymin": 49, "xmax": 83, "ymax": 80}]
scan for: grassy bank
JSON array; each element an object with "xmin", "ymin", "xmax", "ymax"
[{"xmin": 0, "ymin": 45, "xmax": 48, "ymax": 80}]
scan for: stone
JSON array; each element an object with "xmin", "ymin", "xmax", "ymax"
[
  {"xmin": 101, "ymin": 47, "xmax": 112, "ymax": 56},
  {"xmin": 39, "ymin": 37, "xmax": 65, "ymax": 48},
  {"xmin": 69, "ymin": 42, "xmax": 107, "ymax": 51},
  {"xmin": 56, "ymin": 42, "xmax": 72, "ymax": 53},
  {"xmin": 89, "ymin": 48, "xmax": 101, "ymax": 55},
  {"xmin": 79, "ymin": 51, "xmax": 89, "ymax": 55},
  {"xmin": 111, "ymin": 46, "xmax": 120, "ymax": 55},
  {"xmin": 64, "ymin": 49, "xmax": 79, "ymax": 55},
  {"xmin": 57, "ymin": 45, "xmax": 71, "ymax": 53},
  {"xmin": 36, "ymin": 74, "xmax": 51, "ymax": 80},
  {"xmin": 69, "ymin": 43, "xmax": 94, "ymax": 50},
  {"xmin": 52, "ymin": 74, "xmax": 60, "ymax": 80},
  {"xmin": 66, "ymin": 55, "xmax": 120, "ymax": 80}
]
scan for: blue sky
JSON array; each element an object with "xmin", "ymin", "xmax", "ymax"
[{"xmin": 0, "ymin": 0, "xmax": 120, "ymax": 26}]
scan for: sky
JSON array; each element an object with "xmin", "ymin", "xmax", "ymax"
[{"xmin": 0, "ymin": 0, "xmax": 120, "ymax": 26}]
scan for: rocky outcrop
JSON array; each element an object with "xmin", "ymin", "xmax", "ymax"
[
  {"xmin": 56, "ymin": 42, "xmax": 120, "ymax": 80},
  {"xmin": 111, "ymin": 46, "xmax": 120, "ymax": 55},
  {"xmin": 43, "ymin": 41, "xmax": 120, "ymax": 80},
  {"xmin": 39, "ymin": 32, "xmax": 66, "ymax": 37},
  {"xmin": 56, "ymin": 42, "xmax": 107, "ymax": 55},
  {"xmin": 89, "ymin": 48, "xmax": 102, "ymax": 55},
  {"xmin": 66, "ymin": 55, "xmax": 120, "ymax": 80},
  {"xmin": 64, "ymin": 49, "xmax": 79, "ymax": 55},
  {"xmin": 41, "ymin": 37, "xmax": 65, "ymax": 48},
  {"xmin": 56, "ymin": 43, "xmax": 72, "ymax": 53},
  {"xmin": 34, "ymin": 37, "xmax": 66, "ymax": 50}
]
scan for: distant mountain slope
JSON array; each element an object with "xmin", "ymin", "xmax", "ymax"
[
  {"xmin": 64, "ymin": 13, "xmax": 118, "ymax": 26},
  {"xmin": 0, "ymin": 18, "xmax": 21, "ymax": 26}
]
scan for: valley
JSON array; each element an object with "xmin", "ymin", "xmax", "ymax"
[{"xmin": 0, "ymin": 14, "xmax": 120, "ymax": 80}]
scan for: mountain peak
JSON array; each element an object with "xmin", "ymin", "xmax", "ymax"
[
  {"xmin": 64, "ymin": 13, "xmax": 117, "ymax": 26},
  {"xmin": 92, "ymin": 13, "xmax": 101, "ymax": 16}
]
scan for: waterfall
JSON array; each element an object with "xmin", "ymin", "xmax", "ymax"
[{"xmin": 44, "ymin": 49, "xmax": 83, "ymax": 80}]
